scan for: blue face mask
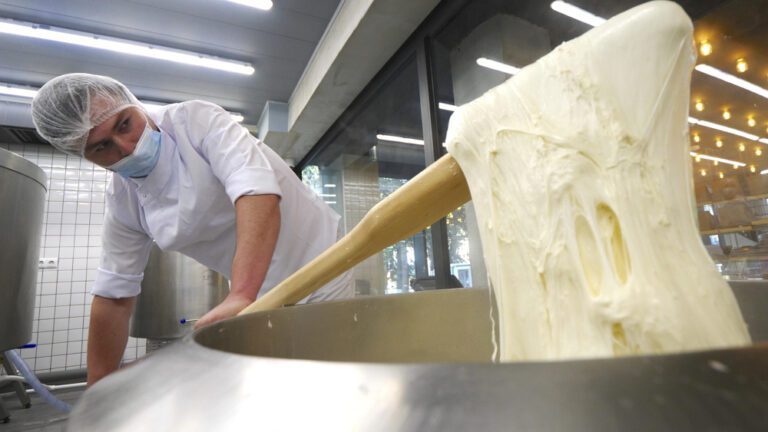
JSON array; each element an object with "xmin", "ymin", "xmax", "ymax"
[{"xmin": 108, "ymin": 124, "xmax": 162, "ymax": 178}]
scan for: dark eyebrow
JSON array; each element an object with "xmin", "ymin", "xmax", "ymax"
[{"xmin": 85, "ymin": 110, "xmax": 129, "ymax": 154}]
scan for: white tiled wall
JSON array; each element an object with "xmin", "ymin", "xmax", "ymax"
[{"xmin": 2, "ymin": 142, "xmax": 145, "ymax": 374}]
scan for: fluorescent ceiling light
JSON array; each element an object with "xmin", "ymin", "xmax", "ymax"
[
  {"xmin": 376, "ymin": 134, "xmax": 424, "ymax": 146},
  {"xmin": 0, "ymin": 17, "xmax": 254, "ymax": 75},
  {"xmin": 0, "ymin": 83, "xmax": 37, "ymax": 98},
  {"xmin": 0, "ymin": 83, "xmax": 245, "ymax": 122},
  {"xmin": 762, "ymin": 169, "xmax": 768, "ymax": 175},
  {"xmin": 695, "ymin": 64, "xmax": 768, "ymax": 100},
  {"xmin": 689, "ymin": 152, "xmax": 746, "ymax": 167},
  {"xmin": 439, "ymin": 102, "xmax": 458, "ymax": 112},
  {"xmin": 550, "ymin": 1, "xmax": 606, "ymax": 27},
  {"xmin": 476, "ymin": 57, "xmax": 521, "ymax": 75},
  {"xmin": 227, "ymin": 0, "xmax": 273, "ymax": 10},
  {"xmin": 323, "ymin": 184, "xmax": 337, "ymax": 188},
  {"xmin": 318, "ymin": 193, "xmax": 336, "ymax": 198},
  {"xmin": 687, "ymin": 116, "xmax": 760, "ymax": 141}
]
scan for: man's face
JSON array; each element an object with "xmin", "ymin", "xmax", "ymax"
[{"xmin": 83, "ymin": 106, "xmax": 154, "ymax": 167}]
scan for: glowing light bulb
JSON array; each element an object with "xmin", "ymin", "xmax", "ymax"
[
  {"xmin": 736, "ymin": 58, "xmax": 748, "ymax": 73},
  {"xmin": 700, "ymin": 41, "xmax": 712, "ymax": 56},
  {"xmin": 695, "ymin": 100, "xmax": 705, "ymax": 111},
  {"xmin": 693, "ymin": 132, "xmax": 701, "ymax": 143},
  {"xmin": 716, "ymin": 138, "xmax": 723, "ymax": 148},
  {"xmin": 751, "ymin": 165, "xmax": 757, "ymax": 173},
  {"xmin": 695, "ymin": 155, "xmax": 702, "ymax": 162},
  {"xmin": 722, "ymin": 109, "xmax": 731, "ymax": 120},
  {"xmin": 714, "ymin": 160, "xmax": 719, "ymax": 166},
  {"xmin": 701, "ymin": 169, "xmax": 707, "ymax": 176},
  {"xmin": 748, "ymin": 116, "xmax": 756, "ymax": 127},
  {"xmin": 739, "ymin": 142, "xmax": 746, "ymax": 152},
  {"xmin": 757, "ymin": 148, "xmax": 763, "ymax": 156},
  {"xmin": 719, "ymin": 172, "xmax": 724, "ymax": 179},
  {"xmin": 733, "ymin": 164, "xmax": 739, "ymax": 169}
]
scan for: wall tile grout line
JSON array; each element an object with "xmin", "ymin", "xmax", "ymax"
[{"xmin": 1, "ymin": 142, "xmax": 147, "ymax": 373}]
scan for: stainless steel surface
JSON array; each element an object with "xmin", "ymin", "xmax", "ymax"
[
  {"xmin": 129, "ymin": 245, "xmax": 228, "ymax": 340},
  {"xmin": 70, "ymin": 286, "xmax": 768, "ymax": 431},
  {"xmin": 728, "ymin": 281, "xmax": 768, "ymax": 342},
  {"xmin": 0, "ymin": 148, "xmax": 47, "ymax": 187},
  {"xmin": 199, "ymin": 285, "xmax": 496, "ymax": 362},
  {"xmin": 145, "ymin": 338, "xmax": 178, "ymax": 354},
  {"xmin": 0, "ymin": 148, "xmax": 46, "ymax": 352}
]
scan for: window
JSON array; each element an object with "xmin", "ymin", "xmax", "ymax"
[{"xmin": 301, "ymin": 57, "xmax": 434, "ymax": 295}]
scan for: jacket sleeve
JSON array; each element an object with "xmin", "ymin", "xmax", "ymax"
[
  {"xmin": 90, "ymin": 179, "xmax": 153, "ymax": 298},
  {"xmin": 182, "ymin": 100, "xmax": 282, "ymax": 204}
]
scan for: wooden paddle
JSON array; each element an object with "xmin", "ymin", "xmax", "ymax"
[{"xmin": 238, "ymin": 153, "xmax": 471, "ymax": 315}]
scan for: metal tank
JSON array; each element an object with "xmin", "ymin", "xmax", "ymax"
[
  {"xmin": 0, "ymin": 148, "xmax": 46, "ymax": 352},
  {"xmin": 129, "ymin": 245, "xmax": 228, "ymax": 344},
  {"xmin": 70, "ymin": 283, "xmax": 768, "ymax": 431}
]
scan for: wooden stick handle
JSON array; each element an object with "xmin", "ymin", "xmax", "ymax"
[{"xmin": 238, "ymin": 153, "xmax": 470, "ymax": 315}]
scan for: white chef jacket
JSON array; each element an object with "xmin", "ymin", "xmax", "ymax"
[{"xmin": 91, "ymin": 100, "xmax": 352, "ymax": 303}]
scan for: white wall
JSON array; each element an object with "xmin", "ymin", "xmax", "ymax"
[{"xmin": 2, "ymin": 143, "xmax": 145, "ymax": 374}]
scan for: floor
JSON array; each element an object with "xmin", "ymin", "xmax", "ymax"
[{"xmin": 0, "ymin": 388, "xmax": 84, "ymax": 432}]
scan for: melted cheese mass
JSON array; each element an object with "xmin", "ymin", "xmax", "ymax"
[{"xmin": 445, "ymin": 1, "xmax": 751, "ymax": 361}]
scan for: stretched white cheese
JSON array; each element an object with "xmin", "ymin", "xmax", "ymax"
[{"xmin": 445, "ymin": 1, "xmax": 751, "ymax": 361}]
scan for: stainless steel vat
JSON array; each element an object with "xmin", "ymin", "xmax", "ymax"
[
  {"xmin": 70, "ymin": 285, "xmax": 768, "ymax": 431},
  {"xmin": 0, "ymin": 148, "xmax": 46, "ymax": 352},
  {"xmin": 129, "ymin": 245, "xmax": 228, "ymax": 340}
]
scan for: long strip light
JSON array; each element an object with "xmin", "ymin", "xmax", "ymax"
[
  {"xmin": 695, "ymin": 64, "xmax": 768, "ymax": 100},
  {"xmin": 494, "ymin": 4, "xmax": 768, "ymax": 149},
  {"xmin": 687, "ymin": 116, "xmax": 760, "ymax": 141},
  {"xmin": 550, "ymin": 3, "xmax": 768, "ymax": 104},
  {"xmin": 376, "ymin": 134, "xmax": 424, "ymax": 145},
  {"xmin": 0, "ymin": 82, "xmax": 244, "ymax": 122},
  {"xmin": 439, "ymin": 102, "xmax": 458, "ymax": 112},
  {"xmin": 0, "ymin": 83, "xmax": 37, "ymax": 98},
  {"xmin": 689, "ymin": 152, "xmax": 746, "ymax": 167},
  {"xmin": 550, "ymin": 1, "xmax": 606, "ymax": 26},
  {"xmin": 761, "ymin": 169, "xmax": 768, "ymax": 175},
  {"xmin": 476, "ymin": 58, "xmax": 521, "ymax": 75},
  {"xmin": 227, "ymin": 0, "xmax": 273, "ymax": 10},
  {"xmin": 0, "ymin": 17, "xmax": 254, "ymax": 75}
]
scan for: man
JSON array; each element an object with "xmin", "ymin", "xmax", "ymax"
[{"xmin": 31, "ymin": 73, "xmax": 352, "ymax": 385}]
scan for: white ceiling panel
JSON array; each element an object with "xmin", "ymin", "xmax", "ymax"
[{"xmin": 0, "ymin": 0, "xmax": 341, "ymax": 130}]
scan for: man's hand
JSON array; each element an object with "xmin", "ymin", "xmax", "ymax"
[
  {"xmin": 193, "ymin": 195, "xmax": 279, "ymax": 330},
  {"xmin": 192, "ymin": 194, "xmax": 280, "ymax": 330},
  {"xmin": 193, "ymin": 293, "xmax": 253, "ymax": 330}
]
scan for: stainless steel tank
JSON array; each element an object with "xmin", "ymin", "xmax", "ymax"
[
  {"xmin": 129, "ymin": 245, "xmax": 228, "ymax": 341},
  {"xmin": 0, "ymin": 148, "xmax": 46, "ymax": 352},
  {"xmin": 70, "ymin": 284, "xmax": 768, "ymax": 431}
]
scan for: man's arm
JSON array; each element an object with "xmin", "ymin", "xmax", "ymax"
[
  {"xmin": 194, "ymin": 194, "xmax": 280, "ymax": 329},
  {"xmin": 86, "ymin": 295, "xmax": 136, "ymax": 386}
]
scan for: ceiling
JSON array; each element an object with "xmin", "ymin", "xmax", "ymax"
[
  {"xmin": 0, "ymin": 0, "xmax": 341, "ymax": 137},
  {"xmin": 686, "ymin": 0, "xmax": 768, "ymax": 182}
]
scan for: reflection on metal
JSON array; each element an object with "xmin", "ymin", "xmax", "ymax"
[
  {"xmin": 199, "ymin": 288, "xmax": 496, "ymax": 362},
  {"xmin": 70, "ymin": 286, "xmax": 768, "ymax": 431},
  {"xmin": 0, "ymin": 148, "xmax": 46, "ymax": 352},
  {"xmin": 129, "ymin": 245, "xmax": 228, "ymax": 340}
]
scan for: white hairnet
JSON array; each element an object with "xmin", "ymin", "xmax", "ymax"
[{"xmin": 31, "ymin": 73, "xmax": 143, "ymax": 155}]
